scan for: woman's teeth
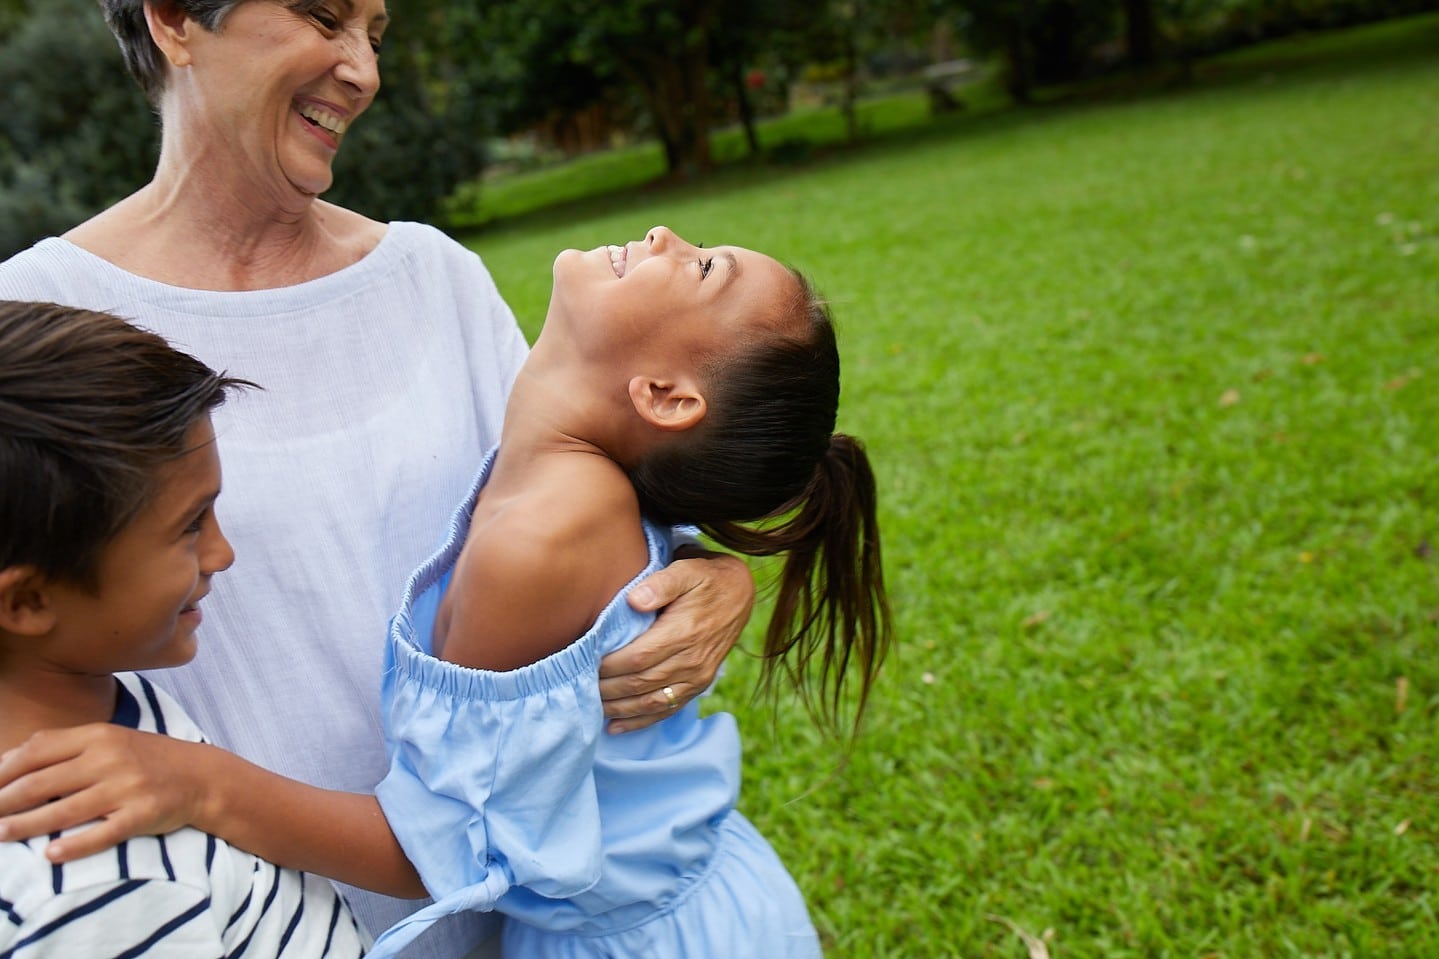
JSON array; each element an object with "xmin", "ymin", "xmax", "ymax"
[
  {"xmin": 297, "ymin": 104, "xmax": 349, "ymax": 136},
  {"xmin": 608, "ymin": 245, "xmax": 627, "ymax": 278}
]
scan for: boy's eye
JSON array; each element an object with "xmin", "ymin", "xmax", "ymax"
[
  {"xmin": 699, "ymin": 257, "xmax": 715, "ymax": 279},
  {"xmin": 185, "ymin": 509, "xmax": 210, "ymax": 535}
]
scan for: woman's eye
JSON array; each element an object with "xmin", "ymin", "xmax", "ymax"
[
  {"xmin": 700, "ymin": 257, "xmax": 715, "ymax": 279},
  {"xmin": 311, "ymin": 7, "xmax": 339, "ymax": 29}
]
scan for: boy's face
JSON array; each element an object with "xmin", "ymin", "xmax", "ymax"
[{"xmin": 37, "ymin": 419, "xmax": 233, "ymax": 676}]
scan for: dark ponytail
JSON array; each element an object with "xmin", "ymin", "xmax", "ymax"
[
  {"xmin": 704, "ymin": 434, "xmax": 890, "ymax": 731},
  {"xmin": 628, "ymin": 273, "xmax": 892, "ymax": 732}
]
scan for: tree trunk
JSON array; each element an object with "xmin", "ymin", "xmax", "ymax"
[
  {"xmin": 728, "ymin": 59, "xmax": 760, "ymax": 158},
  {"xmin": 1004, "ymin": 24, "xmax": 1034, "ymax": 104},
  {"xmin": 623, "ymin": 15, "xmax": 714, "ymax": 178},
  {"xmin": 1123, "ymin": 0, "xmax": 1160, "ymax": 67}
]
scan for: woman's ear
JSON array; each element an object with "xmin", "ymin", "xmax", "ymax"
[
  {"xmin": 145, "ymin": 0, "xmax": 197, "ymax": 69},
  {"xmin": 0, "ymin": 567, "xmax": 57, "ymax": 637},
  {"xmin": 628, "ymin": 375, "xmax": 707, "ymax": 433}
]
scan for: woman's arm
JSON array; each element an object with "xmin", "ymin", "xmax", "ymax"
[
  {"xmin": 0, "ymin": 724, "xmax": 425, "ymax": 898},
  {"xmin": 599, "ymin": 545, "xmax": 755, "ymax": 733}
]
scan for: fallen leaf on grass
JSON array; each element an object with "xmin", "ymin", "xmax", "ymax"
[
  {"xmin": 1302, "ymin": 352, "xmax": 1324, "ymax": 365},
  {"xmin": 1219, "ymin": 388, "xmax": 1241, "ymax": 407},
  {"xmin": 1384, "ymin": 369, "xmax": 1421, "ymax": 392},
  {"xmin": 1395, "ymin": 819, "xmax": 1411, "ymax": 837},
  {"xmin": 986, "ymin": 915, "xmax": 1052, "ymax": 959},
  {"xmin": 1396, "ymin": 676, "xmax": 1409, "ymax": 714},
  {"xmin": 1022, "ymin": 610, "xmax": 1052, "ymax": 629}
]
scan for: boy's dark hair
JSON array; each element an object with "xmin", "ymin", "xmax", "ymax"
[
  {"xmin": 0, "ymin": 300, "xmax": 250, "ymax": 588},
  {"xmin": 628, "ymin": 275, "xmax": 892, "ymax": 733}
]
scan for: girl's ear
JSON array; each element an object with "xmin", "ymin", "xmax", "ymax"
[
  {"xmin": 145, "ymin": 0, "xmax": 197, "ymax": 69},
  {"xmin": 628, "ymin": 375, "xmax": 707, "ymax": 433},
  {"xmin": 0, "ymin": 567, "xmax": 57, "ymax": 637}
]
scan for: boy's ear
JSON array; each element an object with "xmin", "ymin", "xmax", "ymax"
[
  {"xmin": 145, "ymin": 0, "xmax": 197, "ymax": 69},
  {"xmin": 627, "ymin": 375, "xmax": 707, "ymax": 433},
  {"xmin": 0, "ymin": 567, "xmax": 58, "ymax": 637}
]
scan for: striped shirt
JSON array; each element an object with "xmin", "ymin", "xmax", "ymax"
[{"xmin": 0, "ymin": 674, "xmax": 370, "ymax": 958}]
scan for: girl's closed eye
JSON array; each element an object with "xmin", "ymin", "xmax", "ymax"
[{"xmin": 699, "ymin": 257, "xmax": 715, "ymax": 279}]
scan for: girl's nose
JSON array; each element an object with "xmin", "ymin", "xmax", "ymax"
[{"xmin": 645, "ymin": 226, "xmax": 676, "ymax": 251}]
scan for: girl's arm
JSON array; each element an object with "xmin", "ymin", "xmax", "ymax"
[{"xmin": 0, "ymin": 723, "xmax": 425, "ymax": 898}]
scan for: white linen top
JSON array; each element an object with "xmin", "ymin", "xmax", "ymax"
[{"xmin": 0, "ymin": 222, "xmax": 530, "ymax": 955}]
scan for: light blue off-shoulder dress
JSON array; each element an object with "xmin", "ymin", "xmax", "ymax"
[{"xmin": 369, "ymin": 450, "xmax": 822, "ymax": 958}]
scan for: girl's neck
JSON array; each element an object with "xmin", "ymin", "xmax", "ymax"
[
  {"xmin": 486, "ymin": 356, "xmax": 641, "ymax": 495},
  {"xmin": 0, "ymin": 669, "xmax": 117, "ymax": 753}
]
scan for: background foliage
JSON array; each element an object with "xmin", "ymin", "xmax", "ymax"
[{"xmin": 4, "ymin": 0, "xmax": 1437, "ymax": 256}]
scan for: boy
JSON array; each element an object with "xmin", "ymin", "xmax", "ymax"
[{"xmin": 0, "ymin": 300, "xmax": 370, "ymax": 957}]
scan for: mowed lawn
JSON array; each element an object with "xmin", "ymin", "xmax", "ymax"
[{"xmin": 464, "ymin": 15, "xmax": 1439, "ymax": 956}]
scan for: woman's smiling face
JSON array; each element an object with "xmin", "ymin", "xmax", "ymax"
[{"xmin": 164, "ymin": 0, "xmax": 389, "ymax": 199}]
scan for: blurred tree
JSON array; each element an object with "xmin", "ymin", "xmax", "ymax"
[
  {"xmin": 326, "ymin": 0, "xmax": 493, "ymax": 222},
  {"xmin": 0, "ymin": 0, "xmax": 155, "ymax": 258}
]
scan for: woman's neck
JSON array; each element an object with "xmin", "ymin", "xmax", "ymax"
[{"xmin": 63, "ymin": 148, "xmax": 384, "ymax": 291}]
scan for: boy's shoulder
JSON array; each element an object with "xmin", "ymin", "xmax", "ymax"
[{"xmin": 112, "ymin": 672, "xmax": 208, "ymax": 744}]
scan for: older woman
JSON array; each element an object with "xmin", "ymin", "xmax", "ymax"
[{"xmin": 0, "ymin": 1, "xmax": 752, "ymax": 955}]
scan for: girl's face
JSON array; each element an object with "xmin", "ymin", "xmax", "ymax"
[
  {"xmin": 544, "ymin": 226, "xmax": 801, "ymax": 374},
  {"xmin": 167, "ymin": 0, "xmax": 389, "ymax": 200}
]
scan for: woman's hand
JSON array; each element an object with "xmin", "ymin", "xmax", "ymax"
[
  {"xmin": 599, "ymin": 547, "xmax": 755, "ymax": 733},
  {"xmin": 0, "ymin": 724, "xmax": 204, "ymax": 863}
]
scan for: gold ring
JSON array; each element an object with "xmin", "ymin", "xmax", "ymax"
[{"xmin": 663, "ymin": 686, "xmax": 679, "ymax": 710}]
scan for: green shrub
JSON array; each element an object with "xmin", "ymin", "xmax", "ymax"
[{"xmin": 0, "ymin": 0, "xmax": 156, "ymax": 259}]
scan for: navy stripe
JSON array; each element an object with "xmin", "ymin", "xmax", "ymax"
[
  {"xmin": 6, "ymin": 879, "xmax": 146, "ymax": 952},
  {"xmin": 117, "ymin": 840, "xmax": 130, "ymax": 880},
  {"xmin": 321, "ymin": 894, "xmax": 342, "ymax": 954},
  {"xmin": 158, "ymin": 833, "xmax": 176, "ymax": 882},
  {"xmin": 1, "ymin": 893, "xmax": 21, "ymax": 926},
  {"xmin": 227, "ymin": 866, "xmax": 282, "ymax": 957},
  {"xmin": 112, "ymin": 895, "xmax": 210, "ymax": 959},
  {"xmin": 110, "ymin": 677, "xmax": 141, "ymax": 729},
  {"xmin": 275, "ymin": 879, "xmax": 304, "ymax": 955},
  {"xmin": 225, "ymin": 885, "xmax": 254, "ymax": 931},
  {"xmin": 136, "ymin": 675, "xmax": 168, "ymax": 736},
  {"xmin": 48, "ymin": 834, "xmax": 62, "ymax": 895},
  {"xmin": 206, "ymin": 833, "xmax": 217, "ymax": 871}
]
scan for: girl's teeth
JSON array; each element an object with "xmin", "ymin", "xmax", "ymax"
[{"xmin": 608, "ymin": 245, "xmax": 626, "ymax": 278}]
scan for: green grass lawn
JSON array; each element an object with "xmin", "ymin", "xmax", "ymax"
[{"xmin": 462, "ymin": 14, "xmax": 1439, "ymax": 956}]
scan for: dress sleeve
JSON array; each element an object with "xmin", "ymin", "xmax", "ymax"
[{"xmin": 375, "ymin": 624, "xmax": 608, "ymax": 912}]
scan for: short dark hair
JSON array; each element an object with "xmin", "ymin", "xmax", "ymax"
[
  {"xmin": 0, "ymin": 300, "xmax": 250, "ymax": 587},
  {"xmin": 628, "ymin": 275, "xmax": 891, "ymax": 732},
  {"xmin": 97, "ymin": 0, "xmax": 240, "ymax": 103}
]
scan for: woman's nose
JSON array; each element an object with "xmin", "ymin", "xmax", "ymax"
[
  {"xmin": 336, "ymin": 32, "xmax": 381, "ymax": 99},
  {"xmin": 645, "ymin": 226, "xmax": 676, "ymax": 252}
]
